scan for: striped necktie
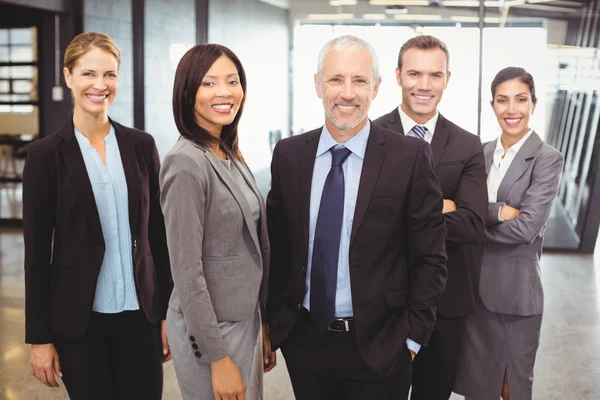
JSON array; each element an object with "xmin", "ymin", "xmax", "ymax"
[{"xmin": 411, "ymin": 125, "xmax": 428, "ymax": 140}]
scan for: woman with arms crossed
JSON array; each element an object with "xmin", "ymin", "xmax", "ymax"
[
  {"xmin": 24, "ymin": 32, "xmax": 173, "ymax": 400},
  {"xmin": 160, "ymin": 44, "xmax": 276, "ymax": 400},
  {"xmin": 454, "ymin": 67, "xmax": 564, "ymax": 400}
]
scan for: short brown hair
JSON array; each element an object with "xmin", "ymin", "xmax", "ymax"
[
  {"xmin": 172, "ymin": 44, "xmax": 247, "ymax": 161},
  {"xmin": 397, "ymin": 35, "xmax": 449, "ymax": 71},
  {"xmin": 64, "ymin": 31, "xmax": 121, "ymax": 72}
]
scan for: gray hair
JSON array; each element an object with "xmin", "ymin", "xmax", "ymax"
[{"xmin": 317, "ymin": 35, "xmax": 380, "ymax": 82}]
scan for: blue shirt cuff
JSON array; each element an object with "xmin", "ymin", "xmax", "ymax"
[{"xmin": 406, "ymin": 338, "xmax": 421, "ymax": 354}]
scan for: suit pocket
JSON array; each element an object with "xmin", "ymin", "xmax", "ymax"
[
  {"xmin": 384, "ymin": 290, "xmax": 408, "ymax": 308},
  {"xmin": 370, "ymin": 192, "xmax": 406, "ymax": 204},
  {"xmin": 203, "ymin": 256, "xmax": 240, "ymax": 280}
]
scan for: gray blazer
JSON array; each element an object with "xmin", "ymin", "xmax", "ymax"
[
  {"xmin": 480, "ymin": 131, "xmax": 563, "ymax": 316},
  {"xmin": 159, "ymin": 137, "xmax": 270, "ymax": 363}
]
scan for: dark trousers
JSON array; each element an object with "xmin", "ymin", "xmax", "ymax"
[
  {"xmin": 410, "ymin": 316, "xmax": 464, "ymax": 400},
  {"xmin": 281, "ymin": 311, "xmax": 412, "ymax": 400},
  {"xmin": 54, "ymin": 310, "xmax": 163, "ymax": 400}
]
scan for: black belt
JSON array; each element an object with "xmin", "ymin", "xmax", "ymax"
[{"xmin": 328, "ymin": 317, "xmax": 354, "ymax": 332}]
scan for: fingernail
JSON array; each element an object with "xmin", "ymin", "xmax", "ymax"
[{"xmin": 163, "ymin": 349, "xmax": 168, "ymax": 355}]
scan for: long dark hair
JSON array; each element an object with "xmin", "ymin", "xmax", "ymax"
[
  {"xmin": 491, "ymin": 66, "xmax": 537, "ymax": 104},
  {"xmin": 172, "ymin": 44, "xmax": 247, "ymax": 160}
]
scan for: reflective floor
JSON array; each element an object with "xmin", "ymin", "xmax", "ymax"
[{"xmin": 1, "ymin": 227, "xmax": 599, "ymax": 399}]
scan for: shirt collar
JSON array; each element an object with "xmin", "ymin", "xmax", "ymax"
[
  {"xmin": 494, "ymin": 129, "xmax": 533, "ymax": 155},
  {"xmin": 316, "ymin": 120, "xmax": 371, "ymax": 160},
  {"xmin": 397, "ymin": 105, "xmax": 439, "ymax": 136},
  {"xmin": 74, "ymin": 124, "xmax": 115, "ymax": 147}
]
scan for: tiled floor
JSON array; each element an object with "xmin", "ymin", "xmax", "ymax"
[{"xmin": 1, "ymin": 227, "xmax": 599, "ymax": 399}]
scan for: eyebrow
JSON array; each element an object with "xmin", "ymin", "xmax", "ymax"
[
  {"xmin": 406, "ymin": 69, "xmax": 444, "ymax": 74},
  {"xmin": 203, "ymin": 74, "xmax": 239, "ymax": 79},
  {"xmin": 496, "ymin": 92, "xmax": 528, "ymax": 97},
  {"xmin": 80, "ymin": 69, "xmax": 117, "ymax": 73}
]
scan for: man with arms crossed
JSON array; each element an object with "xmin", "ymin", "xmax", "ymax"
[
  {"xmin": 374, "ymin": 35, "xmax": 487, "ymax": 400},
  {"xmin": 266, "ymin": 35, "xmax": 448, "ymax": 400}
]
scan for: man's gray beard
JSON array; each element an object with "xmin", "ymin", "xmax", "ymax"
[{"xmin": 324, "ymin": 104, "xmax": 368, "ymax": 131}]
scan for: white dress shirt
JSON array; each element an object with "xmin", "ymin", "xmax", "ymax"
[
  {"xmin": 398, "ymin": 105, "xmax": 439, "ymax": 144},
  {"xmin": 487, "ymin": 130, "xmax": 533, "ymax": 203}
]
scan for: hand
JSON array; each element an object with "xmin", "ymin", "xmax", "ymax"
[
  {"xmin": 409, "ymin": 349, "xmax": 416, "ymax": 361},
  {"xmin": 211, "ymin": 356, "xmax": 246, "ymax": 400},
  {"xmin": 442, "ymin": 199, "xmax": 456, "ymax": 214},
  {"xmin": 500, "ymin": 205, "xmax": 520, "ymax": 221},
  {"xmin": 30, "ymin": 343, "xmax": 62, "ymax": 388},
  {"xmin": 161, "ymin": 320, "xmax": 172, "ymax": 363},
  {"xmin": 262, "ymin": 323, "xmax": 277, "ymax": 373}
]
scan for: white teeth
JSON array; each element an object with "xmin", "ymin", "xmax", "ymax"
[
  {"xmin": 338, "ymin": 105, "xmax": 356, "ymax": 110},
  {"xmin": 506, "ymin": 118, "xmax": 521, "ymax": 124},
  {"xmin": 88, "ymin": 95, "xmax": 106, "ymax": 101},
  {"xmin": 212, "ymin": 104, "xmax": 232, "ymax": 110},
  {"xmin": 415, "ymin": 95, "xmax": 431, "ymax": 100}
]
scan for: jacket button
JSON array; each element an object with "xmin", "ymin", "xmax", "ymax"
[
  {"xmin": 300, "ymin": 267, "xmax": 306, "ymax": 273},
  {"xmin": 133, "ymin": 240, "xmax": 137, "ymax": 248},
  {"xmin": 189, "ymin": 335, "xmax": 196, "ymax": 342},
  {"xmin": 192, "ymin": 343, "xmax": 199, "ymax": 350},
  {"xmin": 297, "ymin": 304, "xmax": 302, "ymax": 309},
  {"xmin": 194, "ymin": 351, "xmax": 202, "ymax": 358}
]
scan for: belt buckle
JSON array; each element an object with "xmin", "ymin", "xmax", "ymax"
[{"xmin": 328, "ymin": 319, "xmax": 350, "ymax": 332}]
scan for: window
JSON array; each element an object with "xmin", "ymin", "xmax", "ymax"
[{"xmin": 0, "ymin": 28, "xmax": 38, "ymax": 118}]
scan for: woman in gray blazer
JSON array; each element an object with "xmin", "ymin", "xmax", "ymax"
[
  {"xmin": 454, "ymin": 67, "xmax": 564, "ymax": 400},
  {"xmin": 160, "ymin": 44, "xmax": 276, "ymax": 400}
]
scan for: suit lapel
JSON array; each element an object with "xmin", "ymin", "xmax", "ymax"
[
  {"xmin": 59, "ymin": 120, "xmax": 103, "ymax": 240},
  {"xmin": 497, "ymin": 132, "xmax": 543, "ymax": 201},
  {"xmin": 350, "ymin": 124, "xmax": 386, "ymax": 246},
  {"xmin": 231, "ymin": 157, "xmax": 266, "ymax": 253},
  {"xmin": 384, "ymin": 108, "xmax": 404, "ymax": 133},
  {"xmin": 113, "ymin": 121, "xmax": 141, "ymax": 240},
  {"xmin": 298, "ymin": 129, "xmax": 321, "ymax": 255},
  {"xmin": 429, "ymin": 115, "xmax": 449, "ymax": 169},
  {"xmin": 484, "ymin": 140, "xmax": 496, "ymax": 175},
  {"xmin": 204, "ymin": 150, "xmax": 262, "ymax": 253}
]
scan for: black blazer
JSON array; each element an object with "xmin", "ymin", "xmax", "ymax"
[
  {"xmin": 266, "ymin": 122, "xmax": 448, "ymax": 377},
  {"xmin": 374, "ymin": 109, "xmax": 487, "ymax": 318},
  {"xmin": 23, "ymin": 119, "xmax": 173, "ymax": 344}
]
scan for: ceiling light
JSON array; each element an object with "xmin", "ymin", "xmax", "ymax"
[
  {"xmin": 392, "ymin": 14, "xmax": 444, "ymax": 20},
  {"xmin": 369, "ymin": 0, "xmax": 429, "ymax": 6},
  {"xmin": 363, "ymin": 13, "xmax": 388, "ymax": 19},
  {"xmin": 442, "ymin": 1, "xmax": 502, "ymax": 6},
  {"xmin": 306, "ymin": 13, "xmax": 355, "ymax": 19},
  {"xmin": 329, "ymin": 0, "xmax": 358, "ymax": 5}
]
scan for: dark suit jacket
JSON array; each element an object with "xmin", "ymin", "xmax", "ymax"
[
  {"xmin": 23, "ymin": 119, "xmax": 173, "ymax": 344},
  {"xmin": 374, "ymin": 109, "xmax": 487, "ymax": 318},
  {"xmin": 266, "ymin": 122, "xmax": 448, "ymax": 377}
]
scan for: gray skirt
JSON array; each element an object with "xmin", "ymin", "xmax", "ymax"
[
  {"xmin": 454, "ymin": 302, "xmax": 542, "ymax": 400},
  {"xmin": 167, "ymin": 306, "xmax": 263, "ymax": 400}
]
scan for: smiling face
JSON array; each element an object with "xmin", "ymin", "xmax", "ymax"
[
  {"xmin": 491, "ymin": 77, "xmax": 536, "ymax": 140},
  {"xmin": 194, "ymin": 55, "xmax": 244, "ymax": 137},
  {"xmin": 64, "ymin": 47, "xmax": 119, "ymax": 118},
  {"xmin": 315, "ymin": 48, "xmax": 380, "ymax": 138},
  {"xmin": 396, "ymin": 47, "xmax": 450, "ymax": 124}
]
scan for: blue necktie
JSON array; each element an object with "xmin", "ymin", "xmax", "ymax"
[
  {"xmin": 411, "ymin": 125, "xmax": 428, "ymax": 140},
  {"xmin": 310, "ymin": 146, "xmax": 352, "ymax": 333}
]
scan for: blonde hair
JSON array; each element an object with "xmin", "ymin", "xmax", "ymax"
[{"xmin": 64, "ymin": 31, "xmax": 121, "ymax": 71}]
